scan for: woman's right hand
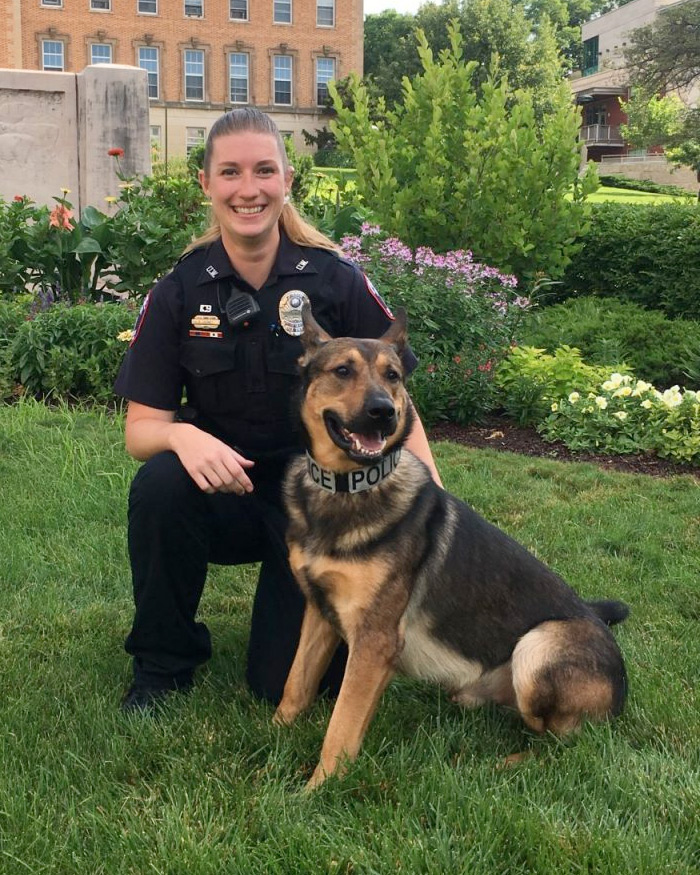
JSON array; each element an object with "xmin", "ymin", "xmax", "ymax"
[{"xmin": 124, "ymin": 401, "xmax": 254, "ymax": 495}]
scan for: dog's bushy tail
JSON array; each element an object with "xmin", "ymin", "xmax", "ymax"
[{"xmin": 588, "ymin": 599, "xmax": 630, "ymax": 626}]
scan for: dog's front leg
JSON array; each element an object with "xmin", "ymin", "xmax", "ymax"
[
  {"xmin": 274, "ymin": 601, "xmax": 341, "ymax": 727},
  {"xmin": 306, "ymin": 632, "xmax": 397, "ymax": 790}
]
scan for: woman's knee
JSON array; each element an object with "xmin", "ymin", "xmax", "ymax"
[{"xmin": 129, "ymin": 451, "xmax": 200, "ymax": 515}]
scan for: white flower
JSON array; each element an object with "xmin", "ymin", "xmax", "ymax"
[
  {"xmin": 632, "ymin": 380, "xmax": 653, "ymax": 397},
  {"xmin": 641, "ymin": 399, "xmax": 653, "ymax": 409},
  {"xmin": 551, "ymin": 402, "xmax": 559, "ymax": 412},
  {"xmin": 602, "ymin": 373, "xmax": 625, "ymax": 391},
  {"xmin": 595, "ymin": 396, "xmax": 608, "ymax": 410},
  {"xmin": 661, "ymin": 386, "xmax": 683, "ymax": 408},
  {"xmin": 612, "ymin": 386, "xmax": 632, "ymax": 398},
  {"xmin": 613, "ymin": 411, "xmax": 628, "ymax": 421},
  {"xmin": 568, "ymin": 392, "xmax": 580, "ymax": 404}
]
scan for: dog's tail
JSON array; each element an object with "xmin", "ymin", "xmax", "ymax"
[{"xmin": 587, "ymin": 599, "xmax": 630, "ymax": 626}]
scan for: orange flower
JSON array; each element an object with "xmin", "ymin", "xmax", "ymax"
[
  {"xmin": 108, "ymin": 147, "xmax": 125, "ymax": 157},
  {"xmin": 13, "ymin": 195, "xmax": 24, "ymax": 202},
  {"xmin": 49, "ymin": 203, "xmax": 74, "ymax": 230}
]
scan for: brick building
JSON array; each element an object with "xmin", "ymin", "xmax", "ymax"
[{"xmin": 0, "ymin": 0, "xmax": 363, "ymax": 158}]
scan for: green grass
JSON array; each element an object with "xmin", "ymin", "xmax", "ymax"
[{"xmin": 1, "ymin": 399, "xmax": 699, "ymax": 874}]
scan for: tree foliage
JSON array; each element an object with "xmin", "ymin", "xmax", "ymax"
[
  {"xmin": 621, "ymin": 90, "xmax": 700, "ymax": 177},
  {"xmin": 623, "ymin": 0, "xmax": 700, "ymax": 93},
  {"xmin": 332, "ymin": 24, "xmax": 598, "ymax": 284}
]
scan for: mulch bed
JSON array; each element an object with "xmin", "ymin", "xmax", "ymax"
[{"xmin": 428, "ymin": 415, "xmax": 699, "ymax": 479}]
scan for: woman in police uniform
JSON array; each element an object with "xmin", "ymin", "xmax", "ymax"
[{"xmin": 115, "ymin": 107, "xmax": 441, "ymax": 713}]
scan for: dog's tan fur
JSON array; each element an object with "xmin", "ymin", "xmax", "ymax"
[{"xmin": 275, "ymin": 309, "xmax": 628, "ymax": 790}]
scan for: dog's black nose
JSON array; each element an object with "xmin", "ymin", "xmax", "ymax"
[{"xmin": 366, "ymin": 395, "xmax": 396, "ymax": 421}]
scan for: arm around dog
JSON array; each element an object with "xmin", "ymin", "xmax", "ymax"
[{"xmin": 404, "ymin": 403, "xmax": 442, "ymax": 487}]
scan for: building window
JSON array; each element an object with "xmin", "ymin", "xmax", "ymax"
[
  {"xmin": 90, "ymin": 0, "xmax": 111, "ymax": 10},
  {"xmin": 91, "ymin": 43, "xmax": 112, "ymax": 64},
  {"xmin": 316, "ymin": 56, "xmax": 335, "ymax": 106},
  {"xmin": 317, "ymin": 0, "xmax": 333, "ymax": 27},
  {"xmin": 273, "ymin": 54, "xmax": 292, "ymax": 105},
  {"xmin": 274, "ymin": 0, "xmax": 291, "ymax": 24},
  {"xmin": 186, "ymin": 127, "xmax": 206, "ymax": 156},
  {"xmin": 42, "ymin": 40, "xmax": 64, "ymax": 71},
  {"xmin": 138, "ymin": 0, "xmax": 157, "ymax": 14},
  {"xmin": 41, "ymin": 0, "xmax": 62, "ymax": 6},
  {"xmin": 185, "ymin": 0, "xmax": 203, "ymax": 16},
  {"xmin": 150, "ymin": 124, "xmax": 162, "ymax": 144},
  {"xmin": 229, "ymin": 52, "xmax": 249, "ymax": 104},
  {"xmin": 185, "ymin": 49, "xmax": 205, "ymax": 101},
  {"xmin": 583, "ymin": 36, "xmax": 599, "ymax": 77},
  {"xmin": 138, "ymin": 46, "xmax": 159, "ymax": 98},
  {"xmin": 230, "ymin": 0, "xmax": 248, "ymax": 20}
]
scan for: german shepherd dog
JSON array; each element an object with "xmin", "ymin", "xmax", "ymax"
[{"xmin": 275, "ymin": 307, "xmax": 628, "ymax": 790}]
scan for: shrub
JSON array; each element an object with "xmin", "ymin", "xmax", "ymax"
[
  {"xmin": 341, "ymin": 227, "xmax": 529, "ymax": 425},
  {"xmin": 494, "ymin": 345, "xmax": 616, "ymax": 425},
  {"xmin": 331, "ymin": 23, "xmax": 598, "ymax": 285},
  {"xmin": 540, "ymin": 374, "xmax": 700, "ymax": 465},
  {"xmin": 9, "ymin": 302, "xmax": 135, "ymax": 401},
  {"xmin": 598, "ymin": 175, "xmax": 691, "ymax": 197},
  {"xmin": 520, "ymin": 297, "xmax": 700, "ymax": 388},
  {"xmin": 561, "ymin": 202, "xmax": 700, "ymax": 318}
]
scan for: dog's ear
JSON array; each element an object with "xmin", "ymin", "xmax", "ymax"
[
  {"xmin": 380, "ymin": 307, "xmax": 408, "ymax": 353},
  {"xmin": 300, "ymin": 303, "xmax": 332, "ymax": 351}
]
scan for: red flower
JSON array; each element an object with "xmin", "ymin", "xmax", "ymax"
[
  {"xmin": 49, "ymin": 203, "xmax": 74, "ymax": 230},
  {"xmin": 13, "ymin": 195, "xmax": 24, "ymax": 202},
  {"xmin": 453, "ymin": 355, "xmax": 461, "ymax": 364},
  {"xmin": 108, "ymin": 147, "xmax": 125, "ymax": 157}
]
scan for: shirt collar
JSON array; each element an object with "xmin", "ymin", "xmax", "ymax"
[{"xmin": 195, "ymin": 231, "xmax": 320, "ymax": 287}]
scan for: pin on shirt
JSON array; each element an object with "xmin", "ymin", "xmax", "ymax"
[
  {"xmin": 278, "ymin": 290, "xmax": 310, "ymax": 336},
  {"xmin": 206, "ymin": 265, "xmax": 219, "ymax": 279}
]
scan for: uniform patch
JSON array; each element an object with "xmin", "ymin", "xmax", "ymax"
[
  {"xmin": 199, "ymin": 304, "xmax": 213, "ymax": 313},
  {"xmin": 206, "ymin": 265, "xmax": 219, "ymax": 279},
  {"xmin": 130, "ymin": 291, "xmax": 152, "ymax": 346},
  {"xmin": 279, "ymin": 290, "xmax": 310, "ymax": 336},
  {"xmin": 188, "ymin": 329, "xmax": 223, "ymax": 339},
  {"xmin": 191, "ymin": 314, "xmax": 221, "ymax": 330},
  {"xmin": 296, "ymin": 259, "xmax": 309, "ymax": 271},
  {"xmin": 363, "ymin": 274, "xmax": 394, "ymax": 319}
]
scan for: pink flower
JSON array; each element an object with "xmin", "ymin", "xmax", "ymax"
[
  {"xmin": 49, "ymin": 204, "xmax": 74, "ymax": 230},
  {"xmin": 108, "ymin": 147, "xmax": 125, "ymax": 157},
  {"xmin": 427, "ymin": 363, "xmax": 437, "ymax": 374}
]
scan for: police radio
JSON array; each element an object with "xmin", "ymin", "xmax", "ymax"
[{"xmin": 218, "ymin": 281, "xmax": 261, "ymax": 329}]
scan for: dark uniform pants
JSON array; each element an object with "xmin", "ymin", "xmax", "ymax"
[{"xmin": 125, "ymin": 451, "xmax": 347, "ymax": 703}]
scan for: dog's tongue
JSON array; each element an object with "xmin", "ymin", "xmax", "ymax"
[{"xmin": 349, "ymin": 431, "xmax": 386, "ymax": 454}]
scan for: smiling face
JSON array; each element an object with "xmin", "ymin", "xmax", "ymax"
[{"xmin": 199, "ymin": 130, "xmax": 293, "ymax": 251}]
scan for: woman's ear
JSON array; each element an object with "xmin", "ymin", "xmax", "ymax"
[{"xmin": 198, "ymin": 168, "xmax": 209, "ymax": 196}]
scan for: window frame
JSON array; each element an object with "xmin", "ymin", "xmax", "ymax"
[
  {"xmin": 315, "ymin": 56, "xmax": 335, "ymax": 106},
  {"xmin": 184, "ymin": 0, "xmax": 203, "ymax": 17},
  {"xmin": 184, "ymin": 48, "xmax": 205, "ymax": 102},
  {"xmin": 273, "ymin": 54, "xmax": 293, "ymax": 105},
  {"xmin": 273, "ymin": 0, "xmax": 292, "ymax": 25},
  {"xmin": 229, "ymin": 0, "xmax": 248, "ymax": 20},
  {"xmin": 186, "ymin": 127, "xmax": 207, "ymax": 156},
  {"xmin": 40, "ymin": 0, "xmax": 63, "ymax": 7},
  {"xmin": 229, "ymin": 52, "xmax": 250, "ymax": 104},
  {"xmin": 42, "ymin": 39, "xmax": 65, "ymax": 71},
  {"xmin": 138, "ymin": 45, "xmax": 160, "ymax": 99},
  {"xmin": 316, "ymin": 0, "xmax": 334, "ymax": 28},
  {"xmin": 137, "ymin": 0, "xmax": 158, "ymax": 15},
  {"xmin": 90, "ymin": 42, "xmax": 113, "ymax": 65},
  {"xmin": 90, "ymin": 0, "xmax": 112, "ymax": 10}
]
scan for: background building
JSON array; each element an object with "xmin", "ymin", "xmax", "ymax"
[{"xmin": 0, "ymin": 0, "xmax": 363, "ymax": 158}]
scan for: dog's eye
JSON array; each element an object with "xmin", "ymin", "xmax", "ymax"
[
  {"xmin": 334, "ymin": 365, "xmax": 351, "ymax": 378},
  {"xmin": 386, "ymin": 368, "xmax": 401, "ymax": 382}
]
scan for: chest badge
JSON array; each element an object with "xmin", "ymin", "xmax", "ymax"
[
  {"xmin": 206, "ymin": 265, "xmax": 219, "ymax": 279},
  {"xmin": 279, "ymin": 290, "xmax": 310, "ymax": 336},
  {"xmin": 199, "ymin": 304, "xmax": 212, "ymax": 313},
  {"xmin": 191, "ymin": 313, "xmax": 221, "ymax": 330}
]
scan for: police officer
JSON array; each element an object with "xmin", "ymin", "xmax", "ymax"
[{"xmin": 115, "ymin": 107, "xmax": 441, "ymax": 713}]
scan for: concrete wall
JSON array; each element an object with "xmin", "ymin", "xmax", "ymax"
[
  {"xmin": 599, "ymin": 158, "xmax": 699, "ymax": 193},
  {"xmin": 0, "ymin": 64, "xmax": 151, "ymax": 213}
]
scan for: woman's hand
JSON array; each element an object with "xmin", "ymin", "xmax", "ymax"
[{"xmin": 124, "ymin": 401, "xmax": 254, "ymax": 495}]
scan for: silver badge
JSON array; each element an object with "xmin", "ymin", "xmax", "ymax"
[
  {"xmin": 279, "ymin": 290, "xmax": 310, "ymax": 336},
  {"xmin": 206, "ymin": 265, "xmax": 219, "ymax": 278},
  {"xmin": 295, "ymin": 259, "xmax": 309, "ymax": 271}
]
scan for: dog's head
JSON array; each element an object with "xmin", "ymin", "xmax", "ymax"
[{"xmin": 297, "ymin": 305, "xmax": 414, "ymax": 473}]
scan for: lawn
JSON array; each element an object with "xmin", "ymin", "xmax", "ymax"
[{"xmin": 1, "ymin": 400, "xmax": 698, "ymax": 873}]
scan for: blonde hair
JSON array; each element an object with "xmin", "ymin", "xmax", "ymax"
[{"xmin": 184, "ymin": 107, "xmax": 340, "ymax": 255}]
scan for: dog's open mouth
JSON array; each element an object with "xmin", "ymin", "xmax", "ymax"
[{"xmin": 324, "ymin": 412, "xmax": 388, "ymax": 462}]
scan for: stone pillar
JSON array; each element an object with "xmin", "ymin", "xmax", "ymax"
[{"xmin": 77, "ymin": 64, "xmax": 151, "ymax": 212}]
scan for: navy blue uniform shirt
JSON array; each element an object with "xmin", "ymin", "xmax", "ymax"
[{"xmin": 114, "ymin": 232, "xmax": 415, "ymax": 464}]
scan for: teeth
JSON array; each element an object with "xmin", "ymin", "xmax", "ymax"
[{"xmin": 234, "ymin": 206, "xmax": 264, "ymax": 214}]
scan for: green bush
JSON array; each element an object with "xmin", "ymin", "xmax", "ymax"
[
  {"xmin": 520, "ymin": 297, "xmax": 700, "ymax": 388},
  {"xmin": 540, "ymin": 375, "xmax": 700, "ymax": 465},
  {"xmin": 494, "ymin": 345, "xmax": 618, "ymax": 425},
  {"xmin": 8, "ymin": 303, "xmax": 135, "ymax": 401},
  {"xmin": 561, "ymin": 203, "xmax": 700, "ymax": 318},
  {"xmin": 341, "ymin": 228, "xmax": 529, "ymax": 425},
  {"xmin": 598, "ymin": 175, "xmax": 691, "ymax": 197},
  {"xmin": 331, "ymin": 23, "xmax": 598, "ymax": 285}
]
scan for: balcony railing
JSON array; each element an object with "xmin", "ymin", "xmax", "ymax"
[{"xmin": 580, "ymin": 124, "xmax": 624, "ymax": 146}]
